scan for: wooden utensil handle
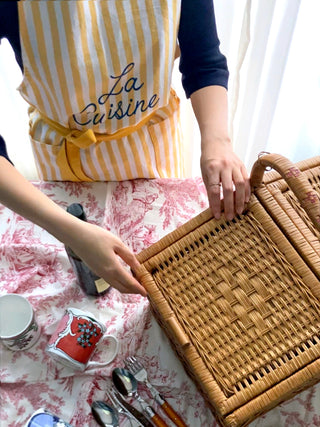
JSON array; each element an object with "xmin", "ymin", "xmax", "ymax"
[
  {"xmin": 161, "ymin": 401, "xmax": 187, "ymax": 427},
  {"xmin": 151, "ymin": 413, "xmax": 170, "ymax": 427}
]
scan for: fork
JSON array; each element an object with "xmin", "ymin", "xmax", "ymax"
[{"xmin": 125, "ymin": 356, "xmax": 188, "ymax": 427}]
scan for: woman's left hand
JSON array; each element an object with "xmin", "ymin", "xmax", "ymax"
[
  {"xmin": 201, "ymin": 137, "xmax": 251, "ymax": 220},
  {"xmin": 190, "ymin": 85, "xmax": 251, "ymax": 220}
]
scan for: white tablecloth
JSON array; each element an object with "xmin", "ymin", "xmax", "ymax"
[{"xmin": 1, "ymin": 178, "xmax": 319, "ymax": 427}]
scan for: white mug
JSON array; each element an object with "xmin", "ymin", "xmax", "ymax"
[
  {"xmin": 0, "ymin": 293, "xmax": 41, "ymax": 351},
  {"xmin": 46, "ymin": 307, "xmax": 118, "ymax": 371}
]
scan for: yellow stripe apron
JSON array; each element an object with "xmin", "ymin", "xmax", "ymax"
[{"xmin": 17, "ymin": 0, "xmax": 184, "ymax": 181}]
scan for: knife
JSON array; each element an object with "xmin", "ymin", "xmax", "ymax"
[{"xmin": 107, "ymin": 388, "xmax": 154, "ymax": 427}]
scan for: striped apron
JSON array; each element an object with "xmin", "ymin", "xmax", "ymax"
[{"xmin": 17, "ymin": 0, "xmax": 184, "ymax": 181}]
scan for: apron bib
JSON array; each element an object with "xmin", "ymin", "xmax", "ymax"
[{"xmin": 18, "ymin": 0, "xmax": 183, "ymax": 181}]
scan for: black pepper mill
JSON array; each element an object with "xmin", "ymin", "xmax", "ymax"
[{"xmin": 65, "ymin": 203, "xmax": 111, "ymax": 296}]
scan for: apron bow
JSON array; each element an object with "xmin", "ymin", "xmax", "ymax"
[
  {"xmin": 34, "ymin": 112, "xmax": 97, "ymax": 181},
  {"xmin": 65, "ymin": 128, "xmax": 97, "ymax": 149}
]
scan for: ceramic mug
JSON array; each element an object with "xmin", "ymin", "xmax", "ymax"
[
  {"xmin": 0, "ymin": 294, "xmax": 41, "ymax": 351},
  {"xmin": 24, "ymin": 408, "xmax": 73, "ymax": 427},
  {"xmin": 46, "ymin": 307, "xmax": 118, "ymax": 371}
]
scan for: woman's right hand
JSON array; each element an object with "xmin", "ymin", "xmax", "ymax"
[
  {"xmin": 0, "ymin": 157, "xmax": 146, "ymax": 297},
  {"xmin": 67, "ymin": 221, "xmax": 147, "ymax": 296}
]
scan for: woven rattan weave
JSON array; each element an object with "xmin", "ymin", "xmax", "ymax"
[{"xmin": 135, "ymin": 154, "xmax": 320, "ymax": 427}]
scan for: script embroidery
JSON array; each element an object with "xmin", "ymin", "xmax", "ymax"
[{"xmin": 73, "ymin": 62, "xmax": 159, "ymax": 126}]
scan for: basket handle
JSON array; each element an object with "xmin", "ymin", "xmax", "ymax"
[{"xmin": 251, "ymin": 153, "xmax": 320, "ymax": 231}]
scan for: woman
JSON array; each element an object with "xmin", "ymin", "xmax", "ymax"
[{"xmin": 0, "ymin": 0, "xmax": 250, "ymax": 296}]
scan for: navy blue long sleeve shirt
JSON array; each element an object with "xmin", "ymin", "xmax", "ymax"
[{"xmin": 0, "ymin": 0, "xmax": 229, "ymax": 163}]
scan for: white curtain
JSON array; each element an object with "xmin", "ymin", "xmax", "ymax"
[
  {"xmin": 218, "ymin": 0, "xmax": 320, "ymax": 168},
  {"xmin": 265, "ymin": 0, "xmax": 320, "ymax": 162},
  {"xmin": 0, "ymin": 38, "xmax": 37, "ymax": 179},
  {"xmin": 0, "ymin": 0, "xmax": 319, "ymax": 180}
]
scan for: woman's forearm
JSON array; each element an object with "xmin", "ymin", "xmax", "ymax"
[
  {"xmin": 0, "ymin": 157, "xmax": 81, "ymax": 245},
  {"xmin": 190, "ymin": 85, "xmax": 230, "ymax": 146}
]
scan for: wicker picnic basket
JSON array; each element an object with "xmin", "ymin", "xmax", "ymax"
[
  {"xmin": 252, "ymin": 154, "xmax": 320, "ymax": 279},
  {"xmin": 134, "ymin": 153, "xmax": 320, "ymax": 427}
]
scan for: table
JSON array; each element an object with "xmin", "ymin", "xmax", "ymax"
[{"xmin": 1, "ymin": 178, "xmax": 319, "ymax": 426}]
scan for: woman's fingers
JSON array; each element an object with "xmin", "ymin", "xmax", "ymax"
[
  {"xmin": 115, "ymin": 241, "xmax": 141, "ymax": 272},
  {"xmin": 242, "ymin": 164, "xmax": 251, "ymax": 204},
  {"xmin": 69, "ymin": 222, "xmax": 147, "ymax": 297},
  {"xmin": 220, "ymin": 169, "xmax": 234, "ymax": 220},
  {"xmin": 104, "ymin": 259, "xmax": 147, "ymax": 296},
  {"xmin": 97, "ymin": 246, "xmax": 147, "ymax": 297},
  {"xmin": 113, "ymin": 243, "xmax": 147, "ymax": 296},
  {"xmin": 202, "ymin": 157, "xmax": 250, "ymax": 220},
  {"xmin": 231, "ymin": 166, "xmax": 250, "ymax": 216},
  {"xmin": 206, "ymin": 168, "xmax": 222, "ymax": 219}
]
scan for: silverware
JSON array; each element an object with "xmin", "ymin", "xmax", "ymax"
[
  {"xmin": 91, "ymin": 401, "xmax": 119, "ymax": 427},
  {"xmin": 112, "ymin": 368, "xmax": 169, "ymax": 427},
  {"xmin": 108, "ymin": 388, "xmax": 153, "ymax": 427},
  {"xmin": 125, "ymin": 356, "xmax": 188, "ymax": 427}
]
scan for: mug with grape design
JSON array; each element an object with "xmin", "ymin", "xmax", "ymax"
[{"xmin": 46, "ymin": 307, "xmax": 118, "ymax": 371}]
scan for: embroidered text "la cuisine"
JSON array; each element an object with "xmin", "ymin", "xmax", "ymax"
[{"xmin": 73, "ymin": 63, "xmax": 160, "ymax": 125}]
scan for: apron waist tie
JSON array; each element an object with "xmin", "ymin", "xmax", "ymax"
[{"xmin": 36, "ymin": 109, "xmax": 158, "ymax": 181}]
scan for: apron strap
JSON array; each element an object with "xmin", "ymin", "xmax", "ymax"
[{"xmin": 38, "ymin": 110, "xmax": 159, "ymax": 181}]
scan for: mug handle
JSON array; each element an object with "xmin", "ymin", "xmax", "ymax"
[{"xmin": 86, "ymin": 334, "xmax": 119, "ymax": 370}]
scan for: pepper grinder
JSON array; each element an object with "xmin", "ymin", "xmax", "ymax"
[{"xmin": 65, "ymin": 203, "xmax": 111, "ymax": 296}]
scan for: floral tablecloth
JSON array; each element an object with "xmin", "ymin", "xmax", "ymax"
[{"xmin": 1, "ymin": 178, "xmax": 319, "ymax": 427}]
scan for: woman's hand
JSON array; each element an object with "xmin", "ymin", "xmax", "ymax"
[
  {"xmin": 201, "ymin": 138, "xmax": 250, "ymax": 220},
  {"xmin": 67, "ymin": 221, "xmax": 147, "ymax": 296},
  {"xmin": 190, "ymin": 85, "xmax": 251, "ymax": 220},
  {"xmin": 0, "ymin": 157, "xmax": 146, "ymax": 297}
]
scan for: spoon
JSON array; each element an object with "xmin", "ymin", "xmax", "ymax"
[
  {"xmin": 91, "ymin": 401, "xmax": 119, "ymax": 427},
  {"xmin": 112, "ymin": 368, "xmax": 169, "ymax": 427}
]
